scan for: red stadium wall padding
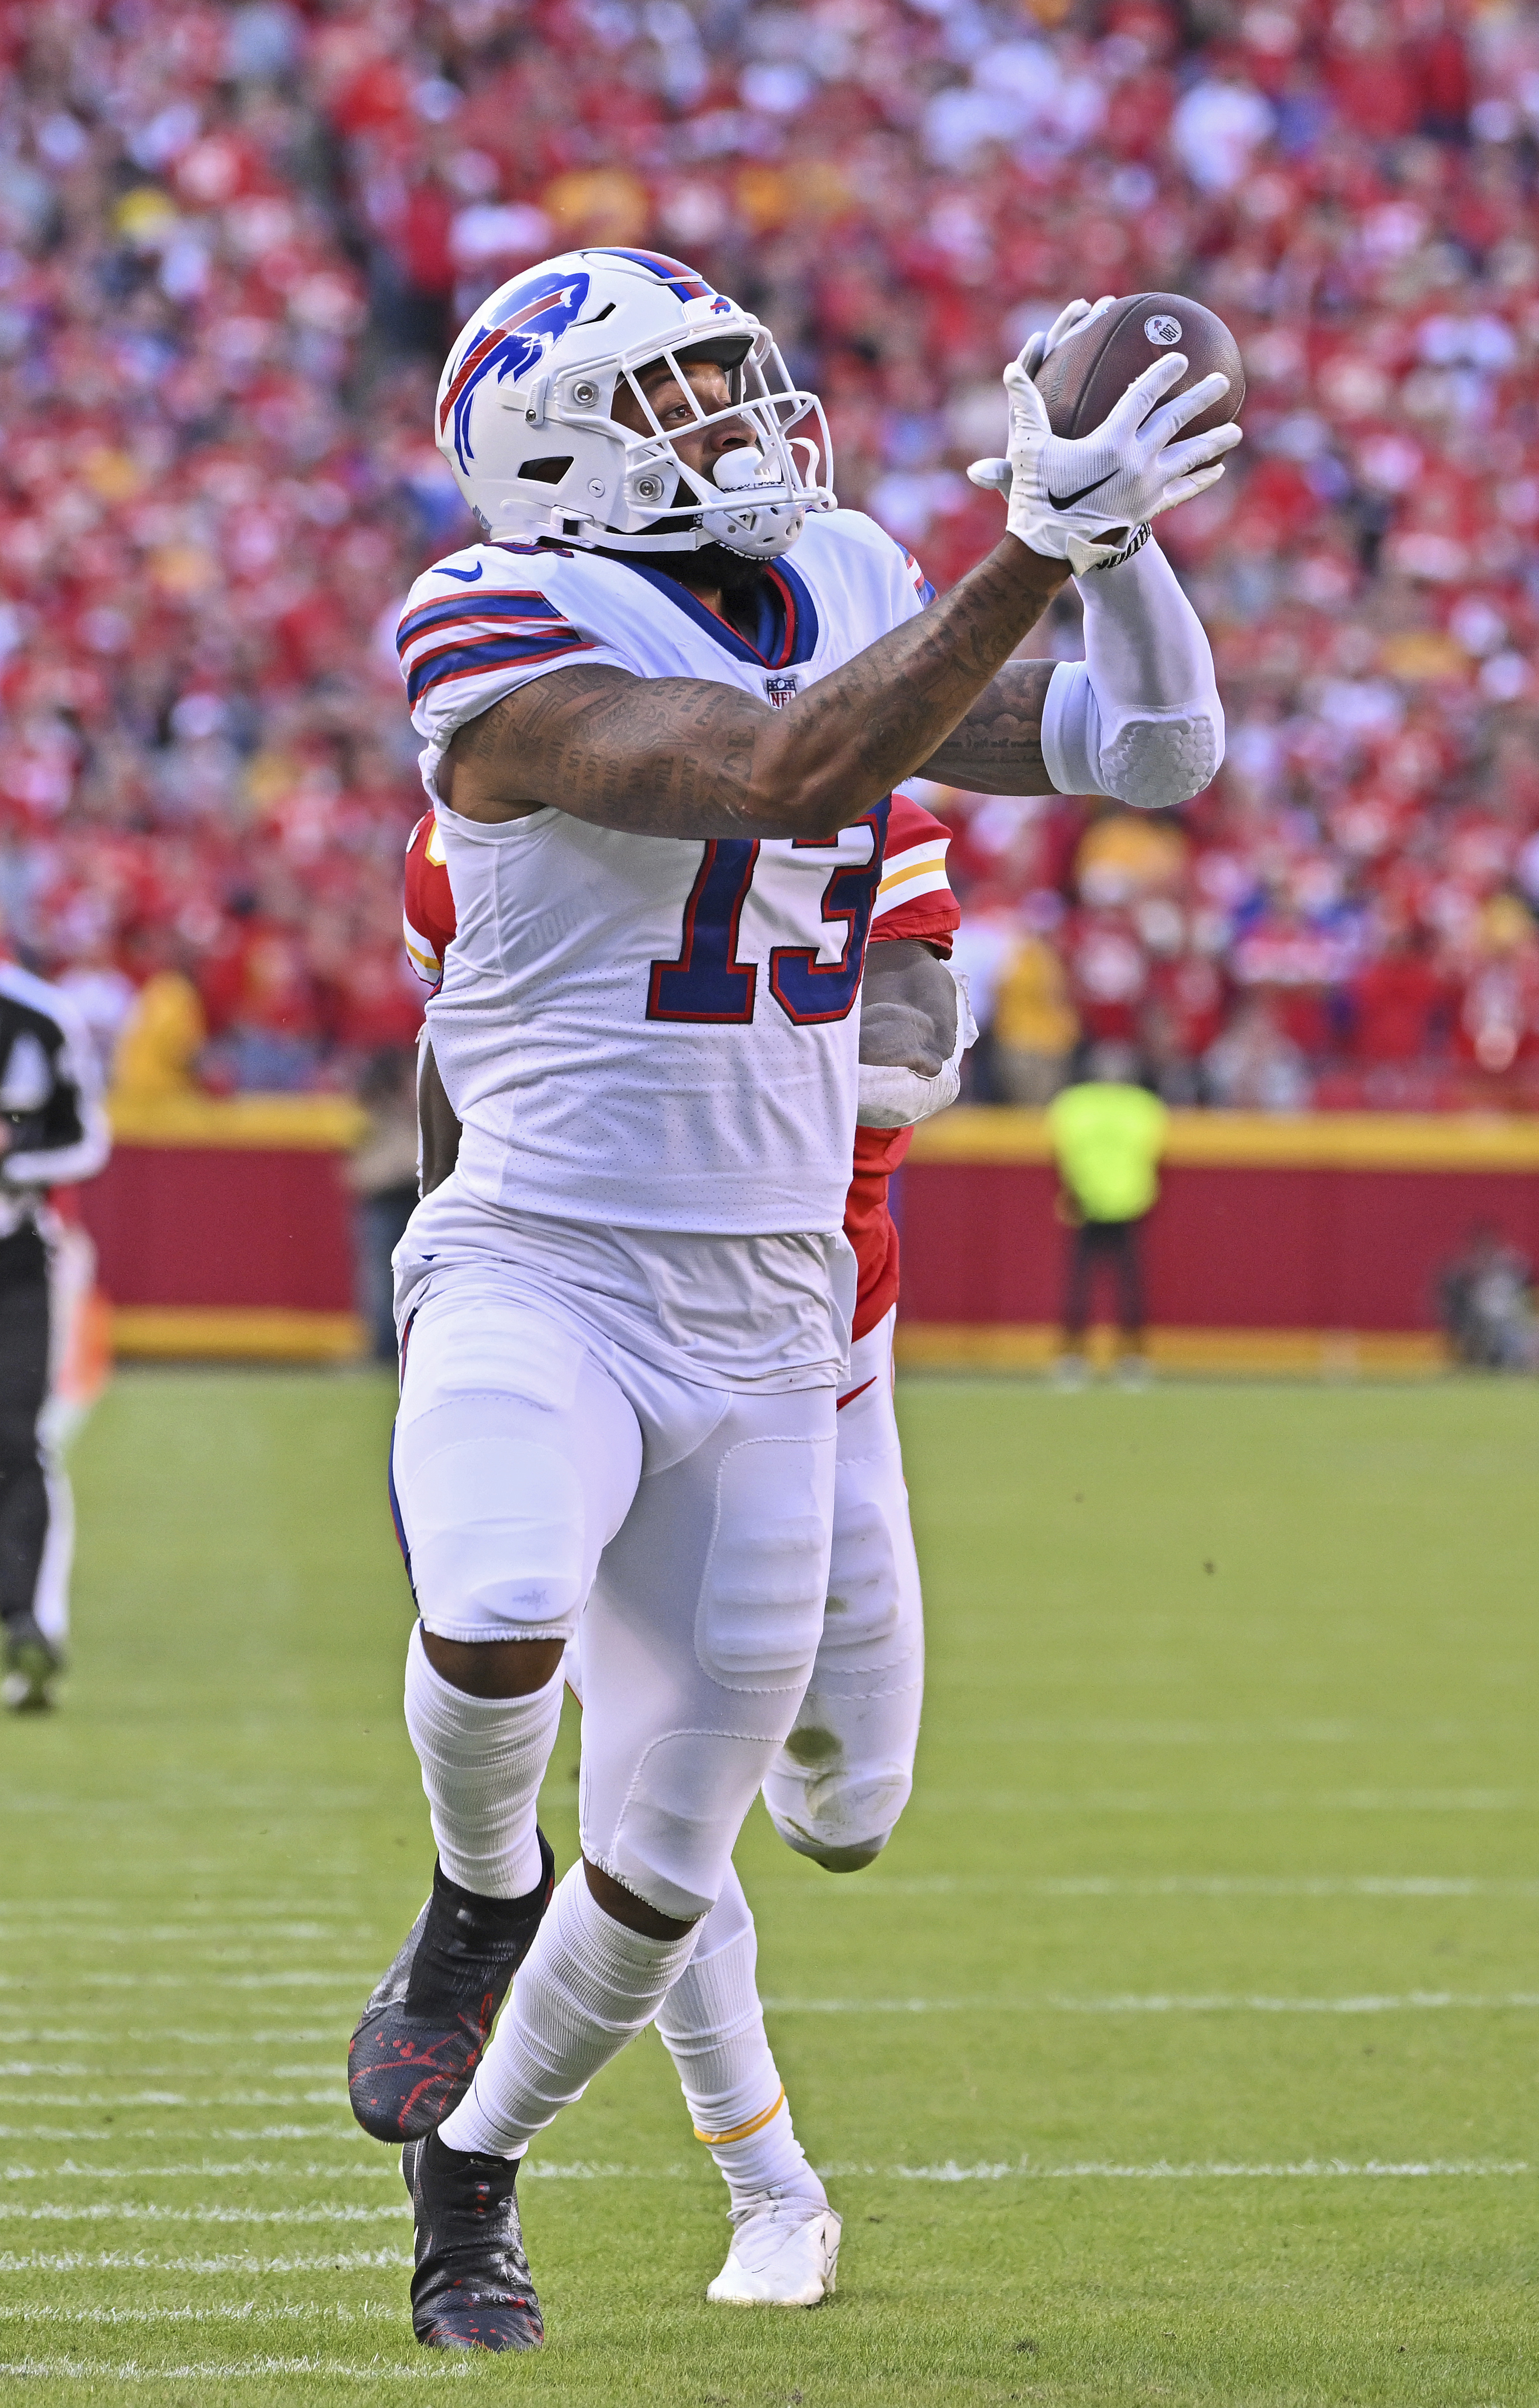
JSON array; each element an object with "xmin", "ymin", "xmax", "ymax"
[
  {"xmin": 74, "ymin": 1111, "xmax": 1539, "ymax": 1340},
  {"xmin": 80, "ymin": 1146, "xmax": 355, "ymax": 1314},
  {"xmin": 896, "ymin": 1160, "xmax": 1539, "ymax": 1332}
]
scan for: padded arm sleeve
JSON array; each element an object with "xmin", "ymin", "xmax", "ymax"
[{"xmin": 1040, "ymin": 539, "xmax": 1224, "ymax": 811}]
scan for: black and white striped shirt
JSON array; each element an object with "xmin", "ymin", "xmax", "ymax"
[{"xmin": 0, "ymin": 961, "xmax": 111, "ymax": 1239}]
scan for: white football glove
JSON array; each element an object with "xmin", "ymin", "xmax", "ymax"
[
  {"xmin": 968, "ymin": 342, "xmax": 1241, "ymax": 576},
  {"xmin": 1011, "ymin": 294, "xmax": 1117, "ymax": 383},
  {"xmin": 857, "ymin": 965, "xmax": 977, "ymax": 1130}
]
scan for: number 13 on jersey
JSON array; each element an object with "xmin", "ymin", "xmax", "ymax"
[{"xmin": 647, "ymin": 802, "xmax": 889, "ymax": 1028}]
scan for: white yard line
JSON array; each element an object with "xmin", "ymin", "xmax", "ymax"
[
  {"xmin": 0, "ymin": 1973, "xmax": 369, "ymax": 1992},
  {"xmin": 0, "ymin": 2127, "xmax": 355, "ymax": 2144},
  {"xmin": 4, "ymin": 2307, "xmax": 396, "ymax": 2325},
  {"xmin": 761, "ymin": 1991, "xmax": 1539, "ymax": 2014},
  {"xmin": 3, "ymin": 2164, "xmax": 395, "ymax": 2183},
  {"xmin": 0, "ymin": 2358, "xmax": 466, "ymax": 2381},
  {"xmin": 917, "ymin": 1791, "xmax": 1531, "ymax": 1815},
  {"xmin": 2, "ymin": 2093, "xmax": 347, "ymax": 2108},
  {"xmin": 830, "ymin": 2157, "xmax": 1534, "ymax": 2181},
  {"xmin": 0, "ymin": 2030, "xmax": 341, "ymax": 2048},
  {"xmin": 771, "ymin": 1873, "xmax": 1539, "ymax": 1900},
  {"xmin": 1, "ymin": 2070, "xmax": 339, "ymax": 2084},
  {"xmin": 0, "ymin": 2249, "xmax": 412, "ymax": 2273},
  {"xmin": 0, "ymin": 2205, "xmax": 411, "ymax": 2225}
]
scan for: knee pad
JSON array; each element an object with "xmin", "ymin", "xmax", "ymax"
[
  {"xmin": 394, "ymin": 1395, "xmax": 595, "ymax": 1643},
  {"xmin": 762, "ymin": 1753, "xmax": 912, "ymax": 1872},
  {"xmin": 594, "ymin": 1728, "xmax": 783, "ymax": 1923},
  {"xmin": 762, "ymin": 1685, "xmax": 920, "ymax": 1872}
]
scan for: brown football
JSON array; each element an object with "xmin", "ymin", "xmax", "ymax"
[{"xmin": 1033, "ymin": 293, "xmax": 1244, "ymax": 442}]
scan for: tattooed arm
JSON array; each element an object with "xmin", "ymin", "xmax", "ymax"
[
  {"xmin": 441, "ymin": 536, "xmax": 1069, "ymax": 840},
  {"xmin": 916, "ymin": 659, "xmax": 1057, "ymax": 794}
]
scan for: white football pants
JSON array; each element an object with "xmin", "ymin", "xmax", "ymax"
[
  {"xmin": 559, "ymin": 1303, "xmax": 925, "ymax": 1878},
  {"xmin": 392, "ymin": 1269, "xmax": 836, "ymax": 1923},
  {"xmin": 762, "ymin": 1307, "xmax": 924, "ymax": 1868}
]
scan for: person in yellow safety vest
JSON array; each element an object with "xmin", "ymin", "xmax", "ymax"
[{"xmin": 1046, "ymin": 1042, "xmax": 1169, "ymax": 1387}]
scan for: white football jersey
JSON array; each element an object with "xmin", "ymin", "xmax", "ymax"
[{"xmin": 395, "ymin": 513, "xmax": 931, "ymax": 1236}]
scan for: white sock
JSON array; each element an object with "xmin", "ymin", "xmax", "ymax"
[
  {"xmin": 403, "ymin": 1624, "xmax": 563, "ymax": 1899},
  {"xmin": 656, "ymin": 1866, "xmax": 824, "ymax": 2213},
  {"xmin": 438, "ymin": 1864, "xmax": 698, "ymax": 2157}
]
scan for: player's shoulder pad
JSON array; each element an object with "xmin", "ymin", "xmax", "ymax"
[
  {"xmin": 804, "ymin": 509, "xmax": 934, "ymax": 607},
  {"xmin": 396, "ymin": 541, "xmax": 604, "ymax": 712},
  {"xmin": 869, "ymin": 788, "xmax": 959, "ymax": 949},
  {"xmin": 398, "ymin": 539, "xmax": 564, "ymax": 628},
  {"xmin": 887, "ymin": 789, "xmax": 953, "ymax": 853}
]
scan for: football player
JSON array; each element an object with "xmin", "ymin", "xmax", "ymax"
[
  {"xmin": 348, "ymin": 249, "xmax": 1235, "ymax": 2350},
  {"xmin": 396, "ymin": 787, "xmax": 964, "ymax": 2306}
]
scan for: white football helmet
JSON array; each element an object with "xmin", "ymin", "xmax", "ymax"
[{"xmin": 434, "ymin": 246, "xmax": 835, "ymax": 558}]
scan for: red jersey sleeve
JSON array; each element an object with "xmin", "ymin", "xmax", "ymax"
[
  {"xmin": 403, "ymin": 811, "xmax": 459, "ymax": 990},
  {"xmin": 868, "ymin": 791, "xmax": 960, "ymax": 954},
  {"xmin": 844, "ymin": 794, "xmax": 962, "ymax": 1345}
]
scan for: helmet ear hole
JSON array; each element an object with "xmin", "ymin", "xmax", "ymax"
[{"xmin": 519, "ymin": 456, "xmax": 574, "ymax": 484}]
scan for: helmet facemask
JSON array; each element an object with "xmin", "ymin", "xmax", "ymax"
[{"xmin": 601, "ymin": 332, "xmax": 832, "ymax": 558}]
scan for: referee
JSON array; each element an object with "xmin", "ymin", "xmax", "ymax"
[
  {"xmin": 0, "ymin": 956, "xmax": 110, "ymax": 1712},
  {"xmin": 1048, "ymin": 1042, "xmax": 1168, "ymax": 1388}
]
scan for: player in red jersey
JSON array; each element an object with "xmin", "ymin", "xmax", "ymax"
[{"xmin": 399, "ymin": 792, "xmax": 966, "ymax": 2304}]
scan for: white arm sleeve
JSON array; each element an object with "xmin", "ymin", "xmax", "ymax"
[{"xmin": 1040, "ymin": 539, "xmax": 1224, "ymax": 811}]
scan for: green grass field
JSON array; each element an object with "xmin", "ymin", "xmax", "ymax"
[{"xmin": 1, "ymin": 1368, "xmax": 1536, "ymax": 2408}]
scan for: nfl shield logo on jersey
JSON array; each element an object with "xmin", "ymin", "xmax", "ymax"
[{"xmin": 765, "ymin": 672, "xmax": 800, "ymax": 708}]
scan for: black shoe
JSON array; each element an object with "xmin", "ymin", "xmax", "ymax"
[
  {"xmin": 2, "ymin": 1618, "xmax": 61, "ymax": 1714},
  {"xmin": 349, "ymin": 1834, "xmax": 555, "ymax": 2143},
  {"xmin": 404, "ymin": 2128, "xmax": 543, "ymax": 2351}
]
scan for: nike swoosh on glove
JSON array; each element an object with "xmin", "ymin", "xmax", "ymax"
[{"xmin": 966, "ymin": 349, "xmax": 1242, "ymax": 577}]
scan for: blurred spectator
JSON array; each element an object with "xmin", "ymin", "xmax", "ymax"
[
  {"xmin": 347, "ymin": 1047, "xmax": 420, "ymax": 1362},
  {"xmin": 113, "ymin": 966, "xmax": 206, "ymax": 1098},
  {"xmin": 1204, "ymin": 995, "xmax": 1312, "ymax": 1112},
  {"xmin": 1437, "ymin": 1222, "xmax": 1538, "ymax": 1368},
  {"xmin": 992, "ymin": 928, "xmax": 1078, "ymax": 1103},
  {"xmin": 0, "ymin": 0, "xmax": 1536, "ymax": 1117},
  {"xmin": 1350, "ymin": 926, "xmax": 1449, "ymax": 1066},
  {"xmin": 1048, "ymin": 1041, "xmax": 1168, "ymax": 1387}
]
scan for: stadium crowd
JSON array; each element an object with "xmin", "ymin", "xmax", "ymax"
[{"xmin": 3, "ymin": 0, "xmax": 1539, "ymax": 1107}]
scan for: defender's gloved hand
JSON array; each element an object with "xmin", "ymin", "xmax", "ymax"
[
  {"xmin": 967, "ymin": 348, "xmax": 1241, "ymax": 576},
  {"xmin": 857, "ymin": 966, "xmax": 977, "ymax": 1131}
]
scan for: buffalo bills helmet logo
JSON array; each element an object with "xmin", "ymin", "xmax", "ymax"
[{"xmin": 439, "ymin": 270, "xmax": 592, "ymax": 471}]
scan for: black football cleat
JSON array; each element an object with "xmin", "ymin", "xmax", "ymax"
[
  {"xmin": 2, "ymin": 1617, "xmax": 61, "ymax": 1714},
  {"xmin": 404, "ymin": 2127, "xmax": 543, "ymax": 2351},
  {"xmin": 349, "ymin": 1834, "xmax": 554, "ymax": 2144}
]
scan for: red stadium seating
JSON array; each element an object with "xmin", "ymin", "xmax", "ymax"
[{"xmin": 1, "ymin": 0, "xmax": 1536, "ymax": 1108}]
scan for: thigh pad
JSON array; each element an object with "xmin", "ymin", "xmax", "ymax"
[{"xmin": 394, "ymin": 1285, "xmax": 640, "ymax": 1644}]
